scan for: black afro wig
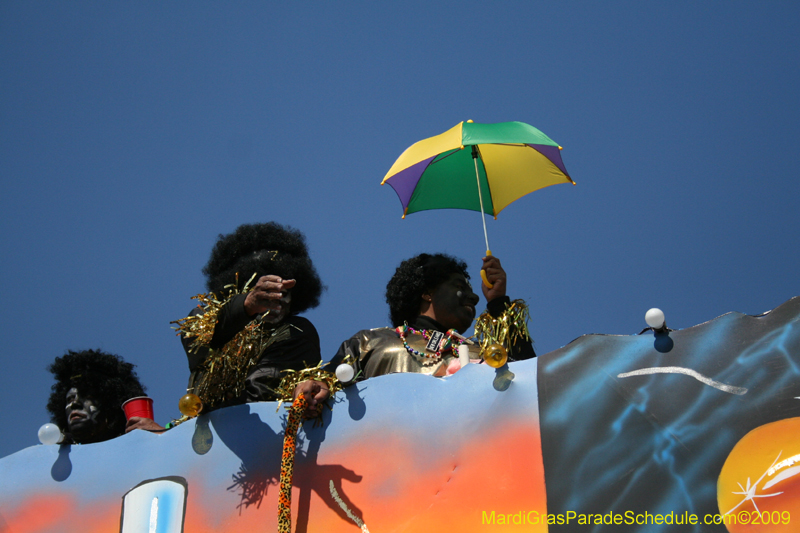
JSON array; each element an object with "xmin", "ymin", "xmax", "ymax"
[
  {"xmin": 385, "ymin": 253, "xmax": 470, "ymax": 327},
  {"xmin": 202, "ymin": 222, "xmax": 324, "ymax": 315},
  {"xmin": 47, "ymin": 349, "xmax": 146, "ymax": 438}
]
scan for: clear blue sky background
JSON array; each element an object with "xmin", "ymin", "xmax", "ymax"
[{"xmin": 2, "ymin": 2, "xmax": 798, "ymax": 459}]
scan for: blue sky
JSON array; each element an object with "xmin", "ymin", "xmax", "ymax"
[{"xmin": 1, "ymin": 1, "xmax": 798, "ymax": 459}]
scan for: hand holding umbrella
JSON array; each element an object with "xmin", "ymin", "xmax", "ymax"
[
  {"xmin": 481, "ymin": 255, "xmax": 507, "ymax": 301},
  {"xmin": 381, "ymin": 120, "xmax": 574, "ymax": 287}
]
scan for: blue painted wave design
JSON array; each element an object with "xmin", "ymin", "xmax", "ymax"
[{"xmin": 538, "ymin": 296, "xmax": 800, "ymax": 532}]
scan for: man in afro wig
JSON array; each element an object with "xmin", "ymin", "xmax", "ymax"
[
  {"xmin": 292, "ymin": 252, "xmax": 535, "ymax": 417},
  {"xmin": 47, "ymin": 349, "xmax": 147, "ymax": 444},
  {"xmin": 177, "ymin": 222, "xmax": 325, "ymax": 409}
]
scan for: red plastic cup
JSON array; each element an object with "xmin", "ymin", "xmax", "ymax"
[{"xmin": 122, "ymin": 396, "xmax": 154, "ymax": 420}]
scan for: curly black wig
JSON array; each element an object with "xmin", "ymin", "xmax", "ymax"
[
  {"xmin": 202, "ymin": 222, "xmax": 324, "ymax": 315},
  {"xmin": 47, "ymin": 349, "xmax": 146, "ymax": 440},
  {"xmin": 385, "ymin": 253, "xmax": 470, "ymax": 327}
]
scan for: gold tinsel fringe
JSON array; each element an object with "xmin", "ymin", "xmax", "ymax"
[
  {"xmin": 172, "ymin": 291, "xmax": 226, "ymax": 350},
  {"xmin": 274, "ymin": 361, "xmax": 343, "ymax": 411},
  {"xmin": 172, "ymin": 274, "xmax": 297, "ymax": 408},
  {"xmin": 474, "ymin": 299, "xmax": 532, "ymax": 354},
  {"xmin": 172, "ymin": 273, "xmax": 258, "ymax": 353}
]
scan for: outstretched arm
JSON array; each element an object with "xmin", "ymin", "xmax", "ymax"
[
  {"xmin": 290, "ymin": 332, "xmax": 366, "ymax": 418},
  {"xmin": 178, "ymin": 275, "xmax": 297, "ymax": 371}
]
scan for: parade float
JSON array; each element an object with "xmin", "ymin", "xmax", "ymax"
[
  {"xmin": 3, "ymin": 122, "xmax": 798, "ymax": 532},
  {"xmin": 2, "ymin": 296, "xmax": 799, "ymax": 532}
]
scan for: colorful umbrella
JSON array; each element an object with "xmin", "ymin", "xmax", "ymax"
[{"xmin": 381, "ymin": 120, "xmax": 574, "ymax": 286}]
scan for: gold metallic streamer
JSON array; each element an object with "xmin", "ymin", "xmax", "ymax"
[
  {"xmin": 274, "ymin": 361, "xmax": 343, "ymax": 412},
  {"xmin": 474, "ymin": 299, "xmax": 532, "ymax": 354},
  {"xmin": 172, "ymin": 274, "xmax": 297, "ymax": 409}
]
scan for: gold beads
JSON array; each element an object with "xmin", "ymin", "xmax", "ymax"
[
  {"xmin": 179, "ymin": 393, "xmax": 203, "ymax": 417},
  {"xmin": 483, "ymin": 343, "xmax": 508, "ymax": 368}
]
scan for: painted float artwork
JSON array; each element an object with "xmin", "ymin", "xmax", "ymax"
[
  {"xmin": 539, "ymin": 296, "xmax": 800, "ymax": 532},
  {"xmin": 0, "ymin": 361, "xmax": 546, "ymax": 532},
  {"xmin": 1, "ymin": 297, "xmax": 799, "ymax": 532}
]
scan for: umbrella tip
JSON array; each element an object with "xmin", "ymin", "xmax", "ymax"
[
  {"xmin": 558, "ymin": 146, "xmax": 563, "ymax": 150},
  {"xmin": 467, "ymin": 119, "xmax": 473, "ymax": 123}
]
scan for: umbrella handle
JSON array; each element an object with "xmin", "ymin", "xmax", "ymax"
[
  {"xmin": 480, "ymin": 250, "xmax": 493, "ymax": 289},
  {"xmin": 473, "ymin": 147, "xmax": 493, "ymax": 289}
]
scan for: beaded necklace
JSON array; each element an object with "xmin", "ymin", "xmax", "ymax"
[{"xmin": 395, "ymin": 323, "xmax": 465, "ymax": 361}]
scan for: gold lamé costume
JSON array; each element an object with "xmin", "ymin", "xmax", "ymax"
[{"xmin": 325, "ymin": 297, "xmax": 535, "ymax": 380}]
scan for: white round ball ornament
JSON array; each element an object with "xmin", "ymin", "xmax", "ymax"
[
  {"xmin": 335, "ymin": 363, "xmax": 355, "ymax": 383},
  {"xmin": 38, "ymin": 423, "xmax": 62, "ymax": 445},
  {"xmin": 645, "ymin": 308, "xmax": 665, "ymax": 329}
]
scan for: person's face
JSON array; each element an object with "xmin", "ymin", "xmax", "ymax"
[
  {"xmin": 65, "ymin": 387, "xmax": 109, "ymax": 443},
  {"xmin": 263, "ymin": 289, "xmax": 292, "ymax": 324},
  {"xmin": 425, "ymin": 273, "xmax": 480, "ymax": 333}
]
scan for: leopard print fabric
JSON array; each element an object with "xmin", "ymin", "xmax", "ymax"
[{"xmin": 278, "ymin": 393, "xmax": 308, "ymax": 533}]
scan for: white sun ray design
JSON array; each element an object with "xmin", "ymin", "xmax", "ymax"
[{"xmin": 724, "ymin": 451, "xmax": 785, "ymax": 516}]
